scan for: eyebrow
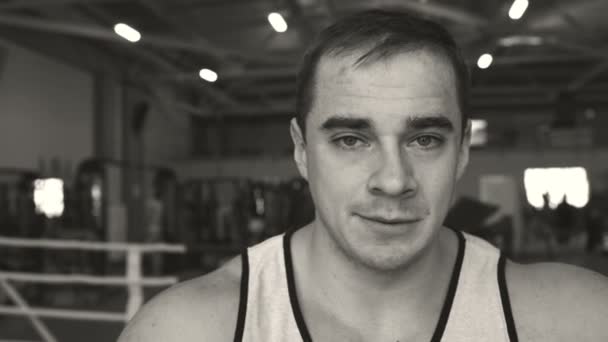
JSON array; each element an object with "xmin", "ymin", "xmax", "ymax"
[
  {"xmin": 320, "ymin": 116, "xmax": 372, "ymax": 131},
  {"xmin": 406, "ymin": 115, "xmax": 454, "ymax": 132},
  {"xmin": 319, "ymin": 114, "xmax": 455, "ymax": 133}
]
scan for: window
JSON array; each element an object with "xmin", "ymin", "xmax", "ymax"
[
  {"xmin": 33, "ymin": 178, "xmax": 64, "ymax": 218},
  {"xmin": 471, "ymin": 119, "xmax": 488, "ymax": 147},
  {"xmin": 524, "ymin": 167, "xmax": 589, "ymax": 209}
]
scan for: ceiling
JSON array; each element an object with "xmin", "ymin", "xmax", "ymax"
[{"xmin": 1, "ymin": 0, "xmax": 608, "ymax": 118}]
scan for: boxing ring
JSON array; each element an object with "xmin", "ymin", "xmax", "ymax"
[{"xmin": 0, "ymin": 236, "xmax": 185, "ymax": 342}]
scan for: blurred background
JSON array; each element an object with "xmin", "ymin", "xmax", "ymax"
[{"xmin": 0, "ymin": 0, "xmax": 608, "ymax": 341}]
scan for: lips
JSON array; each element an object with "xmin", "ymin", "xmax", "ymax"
[{"xmin": 355, "ymin": 214, "xmax": 422, "ymax": 225}]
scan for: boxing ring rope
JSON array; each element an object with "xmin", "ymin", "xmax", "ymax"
[{"xmin": 0, "ymin": 236, "xmax": 186, "ymax": 342}]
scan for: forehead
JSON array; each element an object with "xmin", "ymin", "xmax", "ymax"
[{"xmin": 308, "ymin": 49, "xmax": 460, "ymax": 133}]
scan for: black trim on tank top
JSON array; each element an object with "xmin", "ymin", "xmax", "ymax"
[
  {"xmin": 429, "ymin": 228, "xmax": 466, "ymax": 342},
  {"xmin": 284, "ymin": 228, "xmax": 313, "ymax": 342},
  {"xmin": 233, "ymin": 250, "xmax": 249, "ymax": 342},
  {"xmin": 284, "ymin": 228, "xmax": 466, "ymax": 342},
  {"xmin": 498, "ymin": 254, "xmax": 519, "ymax": 342}
]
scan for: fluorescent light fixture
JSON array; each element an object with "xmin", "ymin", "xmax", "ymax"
[
  {"xmin": 498, "ymin": 35, "xmax": 543, "ymax": 47},
  {"xmin": 114, "ymin": 23, "xmax": 141, "ymax": 42},
  {"xmin": 524, "ymin": 167, "xmax": 589, "ymax": 209},
  {"xmin": 268, "ymin": 12, "xmax": 288, "ymax": 33},
  {"xmin": 199, "ymin": 68, "xmax": 218, "ymax": 82},
  {"xmin": 34, "ymin": 178, "xmax": 64, "ymax": 218},
  {"xmin": 509, "ymin": 0, "xmax": 529, "ymax": 20},
  {"xmin": 477, "ymin": 53, "xmax": 493, "ymax": 69}
]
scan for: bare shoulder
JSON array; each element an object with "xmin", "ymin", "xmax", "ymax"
[
  {"xmin": 506, "ymin": 259, "xmax": 608, "ymax": 341},
  {"xmin": 117, "ymin": 255, "xmax": 243, "ymax": 342}
]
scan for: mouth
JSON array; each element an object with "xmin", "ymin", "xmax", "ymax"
[{"xmin": 355, "ymin": 214, "xmax": 423, "ymax": 225}]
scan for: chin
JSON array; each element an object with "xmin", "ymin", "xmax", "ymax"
[
  {"xmin": 342, "ymin": 223, "xmax": 438, "ymax": 272},
  {"xmin": 356, "ymin": 245, "xmax": 418, "ymax": 271}
]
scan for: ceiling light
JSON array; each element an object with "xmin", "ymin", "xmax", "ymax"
[
  {"xmin": 508, "ymin": 0, "xmax": 529, "ymax": 20},
  {"xmin": 114, "ymin": 23, "xmax": 141, "ymax": 42},
  {"xmin": 477, "ymin": 53, "xmax": 493, "ymax": 69},
  {"xmin": 199, "ymin": 68, "xmax": 218, "ymax": 82},
  {"xmin": 268, "ymin": 12, "xmax": 288, "ymax": 33},
  {"xmin": 498, "ymin": 35, "xmax": 543, "ymax": 47}
]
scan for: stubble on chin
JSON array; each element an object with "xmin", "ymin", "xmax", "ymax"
[{"xmin": 329, "ymin": 222, "xmax": 436, "ymax": 273}]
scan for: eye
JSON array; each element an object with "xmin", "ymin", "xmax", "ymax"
[
  {"xmin": 333, "ymin": 135, "xmax": 368, "ymax": 149},
  {"xmin": 412, "ymin": 135, "xmax": 443, "ymax": 148},
  {"xmin": 342, "ymin": 136, "xmax": 360, "ymax": 146}
]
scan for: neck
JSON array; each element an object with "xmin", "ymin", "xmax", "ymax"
[{"xmin": 291, "ymin": 223, "xmax": 458, "ymax": 322}]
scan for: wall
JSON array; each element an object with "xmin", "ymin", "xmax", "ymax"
[
  {"xmin": 0, "ymin": 38, "xmax": 93, "ymax": 173},
  {"xmin": 0, "ymin": 37, "xmax": 190, "ymax": 173},
  {"xmin": 0, "ymin": 37, "xmax": 192, "ymax": 242},
  {"xmin": 140, "ymin": 86, "xmax": 191, "ymax": 165}
]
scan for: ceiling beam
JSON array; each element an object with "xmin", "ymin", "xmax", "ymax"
[
  {"xmin": 567, "ymin": 60, "xmax": 608, "ymax": 92},
  {"xmin": 540, "ymin": 36, "xmax": 608, "ymax": 59},
  {"xmin": 460, "ymin": 1, "xmax": 608, "ymax": 69},
  {"xmin": 0, "ymin": 9, "xmax": 281, "ymax": 110},
  {"xmin": 155, "ymin": 52, "xmax": 605, "ymax": 82},
  {"xmin": 285, "ymin": 0, "xmax": 316, "ymax": 41},
  {"xmin": 0, "ymin": 0, "xmax": 127, "ymax": 10},
  {"xmin": 136, "ymin": 1, "xmax": 285, "ymax": 65},
  {"xmin": 526, "ymin": 0, "xmax": 607, "ymax": 31},
  {"xmin": 135, "ymin": 1, "xmax": 224, "ymax": 58},
  {"xmin": 339, "ymin": 0, "xmax": 489, "ymax": 28},
  {"xmin": 0, "ymin": 13, "xmax": 236, "ymax": 58},
  {"xmin": 385, "ymin": 0, "xmax": 488, "ymax": 27},
  {"xmin": 137, "ymin": 1, "xmax": 290, "ymax": 66},
  {"xmin": 50, "ymin": 5, "xmax": 244, "ymax": 110},
  {"xmin": 489, "ymin": 53, "xmax": 600, "ymax": 66},
  {"xmin": 78, "ymin": 5, "xmax": 268, "ymax": 111},
  {"xmin": 222, "ymin": 66, "xmax": 297, "ymax": 80},
  {"xmin": 0, "ymin": 25, "xmax": 126, "ymax": 78}
]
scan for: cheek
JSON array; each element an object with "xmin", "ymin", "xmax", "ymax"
[
  {"xmin": 307, "ymin": 146, "xmax": 368, "ymax": 208},
  {"xmin": 412, "ymin": 154, "xmax": 460, "ymax": 208}
]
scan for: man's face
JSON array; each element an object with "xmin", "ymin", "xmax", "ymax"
[{"xmin": 291, "ymin": 49, "xmax": 470, "ymax": 271}]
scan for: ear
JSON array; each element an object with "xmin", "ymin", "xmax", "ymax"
[
  {"xmin": 456, "ymin": 119, "xmax": 471, "ymax": 180},
  {"xmin": 290, "ymin": 118, "xmax": 308, "ymax": 180}
]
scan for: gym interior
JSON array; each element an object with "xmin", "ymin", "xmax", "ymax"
[{"xmin": 0, "ymin": 1, "xmax": 607, "ymax": 341}]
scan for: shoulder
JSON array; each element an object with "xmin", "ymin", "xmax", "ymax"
[
  {"xmin": 117, "ymin": 255, "xmax": 243, "ymax": 342},
  {"xmin": 505, "ymin": 259, "xmax": 608, "ymax": 341}
]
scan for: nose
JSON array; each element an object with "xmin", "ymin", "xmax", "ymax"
[{"xmin": 367, "ymin": 146, "xmax": 418, "ymax": 197}]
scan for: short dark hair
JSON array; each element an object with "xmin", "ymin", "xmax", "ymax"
[{"xmin": 295, "ymin": 9, "xmax": 470, "ymax": 138}]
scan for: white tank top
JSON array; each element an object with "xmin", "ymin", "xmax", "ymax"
[{"xmin": 232, "ymin": 228, "xmax": 519, "ymax": 342}]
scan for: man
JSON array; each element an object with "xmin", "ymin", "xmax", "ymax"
[{"xmin": 119, "ymin": 9, "xmax": 608, "ymax": 341}]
